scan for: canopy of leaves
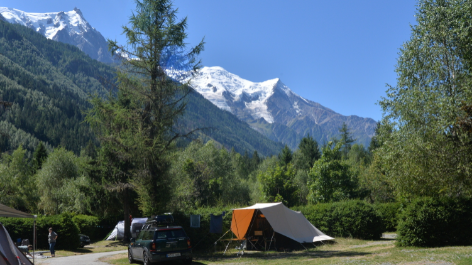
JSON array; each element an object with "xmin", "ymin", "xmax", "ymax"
[{"xmin": 377, "ymin": 0, "xmax": 472, "ymax": 199}]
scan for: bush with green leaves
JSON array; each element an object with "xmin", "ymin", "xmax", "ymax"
[
  {"xmin": 258, "ymin": 163, "xmax": 299, "ymax": 206},
  {"xmin": 0, "ymin": 213, "xmax": 80, "ymax": 249},
  {"xmin": 36, "ymin": 147, "xmax": 92, "ymax": 215},
  {"xmin": 373, "ymin": 202, "xmax": 400, "ymax": 232},
  {"xmin": 308, "ymin": 142, "xmax": 359, "ymax": 203},
  {"xmin": 72, "ymin": 215, "xmax": 100, "ymax": 239},
  {"xmin": 294, "ymin": 200, "xmax": 384, "ymax": 239},
  {"xmin": 397, "ymin": 197, "xmax": 472, "ymax": 247}
]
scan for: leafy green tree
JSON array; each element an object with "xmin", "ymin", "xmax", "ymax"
[
  {"xmin": 0, "ymin": 145, "xmax": 36, "ymax": 211},
  {"xmin": 87, "ymin": 0, "xmax": 204, "ymax": 241},
  {"xmin": 167, "ymin": 141, "xmax": 249, "ymax": 210},
  {"xmin": 377, "ymin": 0, "xmax": 472, "ymax": 198},
  {"xmin": 308, "ymin": 141, "xmax": 358, "ymax": 203},
  {"xmin": 278, "ymin": 145, "xmax": 293, "ymax": 167},
  {"xmin": 258, "ymin": 163, "xmax": 298, "ymax": 206},
  {"xmin": 36, "ymin": 148, "xmax": 91, "ymax": 214}
]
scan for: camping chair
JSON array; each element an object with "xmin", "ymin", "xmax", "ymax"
[
  {"xmin": 247, "ymin": 231, "xmax": 263, "ymax": 250},
  {"xmin": 264, "ymin": 231, "xmax": 276, "ymax": 251},
  {"xmin": 21, "ymin": 239, "xmax": 30, "ymax": 246}
]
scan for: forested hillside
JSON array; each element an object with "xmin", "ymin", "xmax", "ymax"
[
  {"xmin": 0, "ymin": 20, "xmax": 114, "ymax": 154},
  {"xmin": 184, "ymin": 91, "xmax": 284, "ymax": 156},
  {"xmin": 0, "ymin": 20, "xmax": 283, "ymax": 156}
]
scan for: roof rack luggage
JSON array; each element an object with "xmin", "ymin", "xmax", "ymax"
[{"xmin": 146, "ymin": 214, "xmax": 174, "ymax": 226}]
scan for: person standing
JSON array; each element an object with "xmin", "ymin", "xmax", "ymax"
[{"xmin": 48, "ymin": 227, "xmax": 58, "ymax": 257}]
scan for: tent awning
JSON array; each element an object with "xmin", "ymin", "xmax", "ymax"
[
  {"xmin": 231, "ymin": 202, "xmax": 334, "ymax": 243},
  {"xmin": 0, "ymin": 203, "xmax": 35, "ymax": 218}
]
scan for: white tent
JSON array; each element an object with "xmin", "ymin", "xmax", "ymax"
[
  {"xmin": 106, "ymin": 218, "xmax": 148, "ymax": 240},
  {"xmin": 231, "ymin": 203, "xmax": 334, "ymax": 244},
  {"xmin": 0, "ymin": 203, "xmax": 34, "ymax": 265}
]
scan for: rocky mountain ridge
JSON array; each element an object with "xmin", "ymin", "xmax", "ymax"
[
  {"xmin": 185, "ymin": 66, "xmax": 377, "ymax": 149},
  {"xmin": 0, "ymin": 7, "xmax": 113, "ymax": 63}
]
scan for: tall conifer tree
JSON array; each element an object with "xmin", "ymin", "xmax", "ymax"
[{"xmin": 87, "ymin": 0, "xmax": 204, "ymax": 242}]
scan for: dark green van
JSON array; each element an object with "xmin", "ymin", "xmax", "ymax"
[{"xmin": 128, "ymin": 217, "xmax": 192, "ymax": 265}]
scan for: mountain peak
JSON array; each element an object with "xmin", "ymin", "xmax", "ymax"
[
  {"xmin": 187, "ymin": 67, "xmax": 377, "ymax": 148},
  {"xmin": 0, "ymin": 7, "xmax": 113, "ymax": 63}
]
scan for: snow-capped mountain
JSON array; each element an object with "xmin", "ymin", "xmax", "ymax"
[
  {"xmin": 0, "ymin": 7, "xmax": 113, "ymax": 63},
  {"xmin": 186, "ymin": 66, "xmax": 377, "ymax": 149}
]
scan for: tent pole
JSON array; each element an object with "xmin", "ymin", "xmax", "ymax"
[
  {"xmin": 268, "ymin": 231, "xmax": 275, "ymax": 251},
  {"xmin": 33, "ymin": 215, "xmax": 37, "ymax": 265},
  {"xmin": 223, "ymin": 231, "xmax": 233, "ymax": 255},
  {"xmin": 299, "ymin": 242, "xmax": 308, "ymax": 251}
]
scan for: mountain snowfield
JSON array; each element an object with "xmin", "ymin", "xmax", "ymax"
[
  {"xmin": 0, "ymin": 7, "xmax": 113, "ymax": 63},
  {"xmin": 185, "ymin": 66, "xmax": 377, "ymax": 149}
]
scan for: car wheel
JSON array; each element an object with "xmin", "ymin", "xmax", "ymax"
[
  {"xmin": 184, "ymin": 258, "xmax": 193, "ymax": 264},
  {"xmin": 143, "ymin": 251, "xmax": 150, "ymax": 265},
  {"xmin": 128, "ymin": 249, "xmax": 135, "ymax": 264}
]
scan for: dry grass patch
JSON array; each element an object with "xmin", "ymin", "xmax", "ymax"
[{"xmin": 104, "ymin": 238, "xmax": 472, "ymax": 265}]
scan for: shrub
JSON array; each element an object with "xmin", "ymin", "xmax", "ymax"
[
  {"xmin": 0, "ymin": 213, "xmax": 80, "ymax": 250},
  {"xmin": 294, "ymin": 200, "xmax": 384, "ymax": 240},
  {"xmin": 373, "ymin": 202, "xmax": 401, "ymax": 232},
  {"xmin": 72, "ymin": 215, "xmax": 100, "ymax": 239},
  {"xmin": 397, "ymin": 197, "xmax": 472, "ymax": 247}
]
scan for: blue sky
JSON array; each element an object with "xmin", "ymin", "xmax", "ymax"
[{"xmin": 2, "ymin": 0, "xmax": 417, "ymax": 121}]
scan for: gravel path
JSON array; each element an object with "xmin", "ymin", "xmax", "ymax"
[{"xmin": 34, "ymin": 250, "xmax": 127, "ymax": 265}]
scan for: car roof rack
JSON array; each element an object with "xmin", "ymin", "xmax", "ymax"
[{"xmin": 146, "ymin": 214, "xmax": 174, "ymax": 227}]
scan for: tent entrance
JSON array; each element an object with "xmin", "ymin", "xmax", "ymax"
[{"xmin": 244, "ymin": 210, "xmax": 276, "ymax": 251}]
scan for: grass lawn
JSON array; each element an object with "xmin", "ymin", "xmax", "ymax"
[
  {"xmin": 103, "ymin": 235, "xmax": 472, "ymax": 265},
  {"xmin": 36, "ymin": 240, "xmax": 128, "ymax": 258}
]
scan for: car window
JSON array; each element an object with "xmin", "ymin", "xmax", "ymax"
[
  {"xmin": 156, "ymin": 231, "xmax": 167, "ymax": 239},
  {"xmin": 156, "ymin": 229, "xmax": 186, "ymax": 240},
  {"xmin": 137, "ymin": 230, "xmax": 145, "ymax": 240},
  {"xmin": 143, "ymin": 231, "xmax": 154, "ymax": 240}
]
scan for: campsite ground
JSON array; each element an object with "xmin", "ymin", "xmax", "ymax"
[
  {"xmin": 35, "ymin": 240, "xmax": 128, "ymax": 258},
  {"xmin": 101, "ymin": 234, "xmax": 472, "ymax": 265}
]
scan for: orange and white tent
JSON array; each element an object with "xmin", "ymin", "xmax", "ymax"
[{"xmin": 231, "ymin": 203, "xmax": 333, "ymax": 243}]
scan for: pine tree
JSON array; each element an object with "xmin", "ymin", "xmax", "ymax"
[
  {"xmin": 295, "ymin": 134, "xmax": 321, "ymax": 170},
  {"xmin": 87, "ymin": 0, "xmax": 204, "ymax": 242},
  {"xmin": 32, "ymin": 142, "xmax": 48, "ymax": 172},
  {"xmin": 338, "ymin": 122, "xmax": 355, "ymax": 159},
  {"xmin": 279, "ymin": 145, "xmax": 293, "ymax": 167}
]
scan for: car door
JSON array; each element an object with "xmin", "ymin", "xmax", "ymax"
[
  {"xmin": 141, "ymin": 230, "xmax": 153, "ymax": 256},
  {"xmin": 133, "ymin": 229, "xmax": 145, "ymax": 260}
]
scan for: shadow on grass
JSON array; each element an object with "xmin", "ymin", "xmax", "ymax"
[
  {"xmin": 194, "ymin": 250, "xmax": 371, "ymax": 262},
  {"xmin": 101, "ymin": 241, "xmax": 128, "ymax": 247},
  {"xmin": 70, "ymin": 248, "xmax": 93, "ymax": 253},
  {"xmin": 70, "ymin": 241, "xmax": 128, "ymax": 253}
]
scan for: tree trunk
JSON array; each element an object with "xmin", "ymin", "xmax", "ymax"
[{"xmin": 123, "ymin": 188, "xmax": 131, "ymax": 243}]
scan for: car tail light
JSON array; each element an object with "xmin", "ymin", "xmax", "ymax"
[
  {"xmin": 187, "ymin": 239, "xmax": 191, "ymax": 248},
  {"xmin": 151, "ymin": 242, "xmax": 156, "ymax": 252}
]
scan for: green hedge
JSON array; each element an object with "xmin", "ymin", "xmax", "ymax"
[
  {"xmin": 397, "ymin": 197, "xmax": 472, "ymax": 247},
  {"xmin": 0, "ymin": 213, "xmax": 80, "ymax": 250},
  {"xmin": 373, "ymin": 202, "xmax": 401, "ymax": 232},
  {"xmin": 294, "ymin": 200, "xmax": 384, "ymax": 240},
  {"xmin": 72, "ymin": 215, "xmax": 100, "ymax": 239}
]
